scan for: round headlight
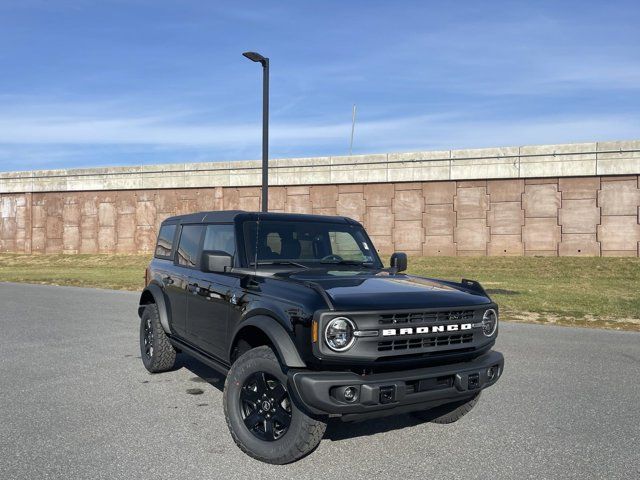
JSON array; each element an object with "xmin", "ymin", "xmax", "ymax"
[
  {"xmin": 482, "ymin": 309, "xmax": 498, "ymax": 337},
  {"xmin": 324, "ymin": 317, "xmax": 355, "ymax": 352}
]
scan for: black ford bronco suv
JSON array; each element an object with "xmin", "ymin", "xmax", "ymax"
[{"xmin": 138, "ymin": 211, "xmax": 503, "ymax": 464}]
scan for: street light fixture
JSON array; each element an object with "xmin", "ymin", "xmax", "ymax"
[{"xmin": 242, "ymin": 51, "xmax": 269, "ymax": 212}]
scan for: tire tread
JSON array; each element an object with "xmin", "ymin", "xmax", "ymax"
[
  {"xmin": 140, "ymin": 303, "xmax": 176, "ymax": 373},
  {"xmin": 223, "ymin": 346, "xmax": 326, "ymax": 464}
]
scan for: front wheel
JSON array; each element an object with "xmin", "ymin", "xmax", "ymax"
[
  {"xmin": 223, "ymin": 346, "xmax": 326, "ymax": 464},
  {"xmin": 411, "ymin": 392, "xmax": 481, "ymax": 424},
  {"xmin": 139, "ymin": 303, "xmax": 176, "ymax": 373}
]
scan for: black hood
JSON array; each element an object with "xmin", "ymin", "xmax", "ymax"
[{"xmin": 281, "ymin": 269, "xmax": 491, "ymax": 310}]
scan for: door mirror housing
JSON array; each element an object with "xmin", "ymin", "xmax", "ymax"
[
  {"xmin": 201, "ymin": 250, "xmax": 233, "ymax": 273},
  {"xmin": 390, "ymin": 252, "xmax": 408, "ymax": 273}
]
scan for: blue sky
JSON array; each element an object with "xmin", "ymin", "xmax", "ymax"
[{"xmin": 0, "ymin": 0, "xmax": 638, "ymax": 172}]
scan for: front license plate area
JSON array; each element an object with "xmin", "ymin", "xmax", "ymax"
[{"xmin": 417, "ymin": 375, "xmax": 454, "ymax": 392}]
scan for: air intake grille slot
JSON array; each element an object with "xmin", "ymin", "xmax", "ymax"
[
  {"xmin": 377, "ymin": 333, "xmax": 473, "ymax": 352},
  {"xmin": 378, "ymin": 310, "xmax": 475, "ymax": 325}
]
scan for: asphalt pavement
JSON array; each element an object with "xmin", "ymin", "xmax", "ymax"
[{"xmin": 0, "ymin": 282, "xmax": 638, "ymax": 480}]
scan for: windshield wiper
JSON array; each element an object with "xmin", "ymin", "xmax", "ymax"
[
  {"xmin": 252, "ymin": 260, "xmax": 310, "ymax": 269},
  {"xmin": 319, "ymin": 259, "xmax": 376, "ymax": 268}
]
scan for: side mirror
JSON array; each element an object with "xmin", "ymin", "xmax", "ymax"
[
  {"xmin": 390, "ymin": 252, "xmax": 408, "ymax": 273},
  {"xmin": 201, "ymin": 250, "xmax": 233, "ymax": 273}
]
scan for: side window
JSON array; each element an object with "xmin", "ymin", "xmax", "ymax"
[
  {"xmin": 203, "ymin": 224, "xmax": 236, "ymax": 257},
  {"xmin": 176, "ymin": 225, "xmax": 203, "ymax": 267},
  {"xmin": 329, "ymin": 231, "xmax": 366, "ymax": 261},
  {"xmin": 155, "ymin": 224, "xmax": 176, "ymax": 259}
]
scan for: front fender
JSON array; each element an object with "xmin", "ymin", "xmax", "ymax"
[
  {"xmin": 229, "ymin": 315, "xmax": 306, "ymax": 368},
  {"xmin": 139, "ymin": 283, "xmax": 172, "ymax": 334}
]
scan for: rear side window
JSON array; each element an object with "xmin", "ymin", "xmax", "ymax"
[
  {"xmin": 176, "ymin": 225, "xmax": 204, "ymax": 268},
  {"xmin": 155, "ymin": 224, "xmax": 176, "ymax": 259},
  {"xmin": 203, "ymin": 224, "xmax": 236, "ymax": 257}
]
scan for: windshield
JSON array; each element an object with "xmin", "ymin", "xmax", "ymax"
[{"xmin": 242, "ymin": 220, "xmax": 383, "ymax": 269}]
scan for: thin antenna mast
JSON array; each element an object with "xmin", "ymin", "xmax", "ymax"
[
  {"xmin": 349, "ymin": 104, "xmax": 357, "ymax": 155},
  {"xmin": 253, "ymin": 214, "xmax": 260, "ymax": 277}
]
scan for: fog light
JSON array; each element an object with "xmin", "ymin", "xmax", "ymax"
[
  {"xmin": 343, "ymin": 387, "xmax": 358, "ymax": 402},
  {"xmin": 487, "ymin": 366, "xmax": 497, "ymax": 380}
]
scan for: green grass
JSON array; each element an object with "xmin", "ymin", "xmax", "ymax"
[
  {"xmin": 405, "ymin": 256, "xmax": 640, "ymax": 331},
  {"xmin": 0, "ymin": 254, "xmax": 151, "ymax": 291},
  {"xmin": 0, "ymin": 254, "xmax": 638, "ymax": 331}
]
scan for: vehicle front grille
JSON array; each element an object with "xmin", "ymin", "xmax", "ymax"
[
  {"xmin": 377, "ymin": 333, "xmax": 473, "ymax": 352},
  {"xmin": 378, "ymin": 310, "xmax": 475, "ymax": 325}
]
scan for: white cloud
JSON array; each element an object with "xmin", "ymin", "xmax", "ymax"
[{"xmin": 0, "ymin": 102, "xmax": 636, "ymax": 159}]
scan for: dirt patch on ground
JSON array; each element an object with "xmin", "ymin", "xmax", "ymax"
[{"xmin": 504, "ymin": 311, "xmax": 640, "ymax": 332}]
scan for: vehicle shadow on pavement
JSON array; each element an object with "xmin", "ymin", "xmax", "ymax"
[
  {"xmin": 176, "ymin": 354, "xmax": 226, "ymax": 392},
  {"xmin": 178, "ymin": 354, "xmax": 426, "ymax": 441},
  {"xmin": 324, "ymin": 415, "xmax": 423, "ymax": 441}
]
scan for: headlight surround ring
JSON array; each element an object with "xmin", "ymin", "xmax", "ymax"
[
  {"xmin": 482, "ymin": 308, "xmax": 498, "ymax": 337},
  {"xmin": 324, "ymin": 316, "xmax": 356, "ymax": 352}
]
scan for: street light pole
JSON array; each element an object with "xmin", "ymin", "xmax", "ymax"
[{"xmin": 242, "ymin": 51, "xmax": 269, "ymax": 212}]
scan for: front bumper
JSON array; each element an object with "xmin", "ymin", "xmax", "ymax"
[{"xmin": 288, "ymin": 350, "xmax": 504, "ymax": 421}]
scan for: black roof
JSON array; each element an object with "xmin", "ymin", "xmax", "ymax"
[{"xmin": 161, "ymin": 210, "xmax": 361, "ymax": 226}]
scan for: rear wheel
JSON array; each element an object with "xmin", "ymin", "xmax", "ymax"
[
  {"xmin": 223, "ymin": 346, "xmax": 326, "ymax": 464},
  {"xmin": 411, "ymin": 392, "xmax": 481, "ymax": 424},
  {"xmin": 139, "ymin": 303, "xmax": 176, "ymax": 373}
]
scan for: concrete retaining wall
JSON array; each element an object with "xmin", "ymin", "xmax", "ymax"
[{"xmin": 1, "ymin": 140, "xmax": 639, "ymax": 256}]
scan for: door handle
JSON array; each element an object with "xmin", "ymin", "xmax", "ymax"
[
  {"xmin": 162, "ymin": 276, "xmax": 174, "ymax": 286},
  {"xmin": 188, "ymin": 283, "xmax": 201, "ymax": 295}
]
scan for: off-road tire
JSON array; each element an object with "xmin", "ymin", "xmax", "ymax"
[
  {"xmin": 223, "ymin": 346, "xmax": 326, "ymax": 464},
  {"xmin": 411, "ymin": 392, "xmax": 481, "ymax": 424},
  {"xmin": 139, "ymin": 303, "xmax": 176, "ymax": 373}
]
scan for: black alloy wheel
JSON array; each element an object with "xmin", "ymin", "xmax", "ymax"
[
  {"xmin": 143, "ymin": 316, "xmax": 154, "ymax": 359},
  {"xmin": 239, "ymin": 371, "xmax": 292, "ymax": 441}
]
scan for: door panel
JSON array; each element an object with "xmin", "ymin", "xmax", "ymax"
[
  {"xmin": 169, "ymin": 224, "xmax": 204, "ymax": 339},
  {"xmin": 186, "ymin": 224, "xmax": 239, "ymax": 360},
  {"xmin": 160, "ymin": 265, "xmax": 188, "ymax": 336},
  {"xmin": 186, "ymin": 273, "xmax": 238, "ymax": 359}
]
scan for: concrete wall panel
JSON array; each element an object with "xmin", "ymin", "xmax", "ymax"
[
  {"xmin": 488, "ymin": 202, "xmax": 524, "ymax": 235},
  {"xmin": 523, "ymin": 183, "xmax": 560, "ymax": 218},
  {"xmin": 423, "ymin": 182, "xmax": 456, "ymax": 205},
  {"xmin": 63, "ymin": 226, "xmax": 80, "ymax": 253},
  {"xmin": 336, "ymin": 192, "xmax": 365, "ymax": 221},
  {"xmin": 393, "ymin": 189, "xmax": 423, "ymax": 221},
  {"xmin": 284, "ymin": 196, "xmax": 311, "ymax": 214},
  {"xmin": 423, "ymin": 235, "xmax": 456, "ymax": 256},
  {"xmin": 424, "ymin": 204, "xmax": 455, "ymax": 236},
  {"xmin": 268, "ymin": 187, "xmax": 286, "ymax": 211},
  {"xmin": 488, "ymin": 235, "xmax": 524, "ymax": 256},
  {"xmin": 369, "ymin": 235, "xmax": 393, "ymax": 255},
  {"xmin": 523, "ymin": 217, "xmax": 560, "ymax": 252},
  {"xmin": 454, "ymin": 187, "xmax": 489, "ymax": 219},
  {"xmin": 455, "ymin": 219, "xmax": 489, "ymax": 252},
  {"xmin": 598, "ymin": 179, "xmax": 640, "ymax": 216},
  {"xmin": 310, "ymin": 185, "xmax": 338, "ymax": 209},
  {"xmin": 559, "ymin": 199, "xmax": 600, "ymax": 234},
  {"xmin": 488, "ymin": 179, "xmax": 524, "ymax": 202},
  {"xmin": 559, "ymin": 177, "xmax": 600, "ymax": 199},
  {"xmin": 393, "ymin": 220, "xmax": 423, "ymax": 253},
  {"xmin": 365, "ymin": 206, "xmax": 393, "ymax": 236},
  {"xmin": 559, "ymin": 234, "xmax": 600, "ymax": 256},
  {"xmin": 364, "ymin": 184, "xmax": 394, "ymax": 207},
  {"xmin": 597, "ymin": 216, "xmax": 640, "ymax": 252}
]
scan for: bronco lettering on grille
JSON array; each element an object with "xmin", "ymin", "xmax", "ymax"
[{"xmin": 381, "ymin": 324, "xmax": 472, "ymax": 336}]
